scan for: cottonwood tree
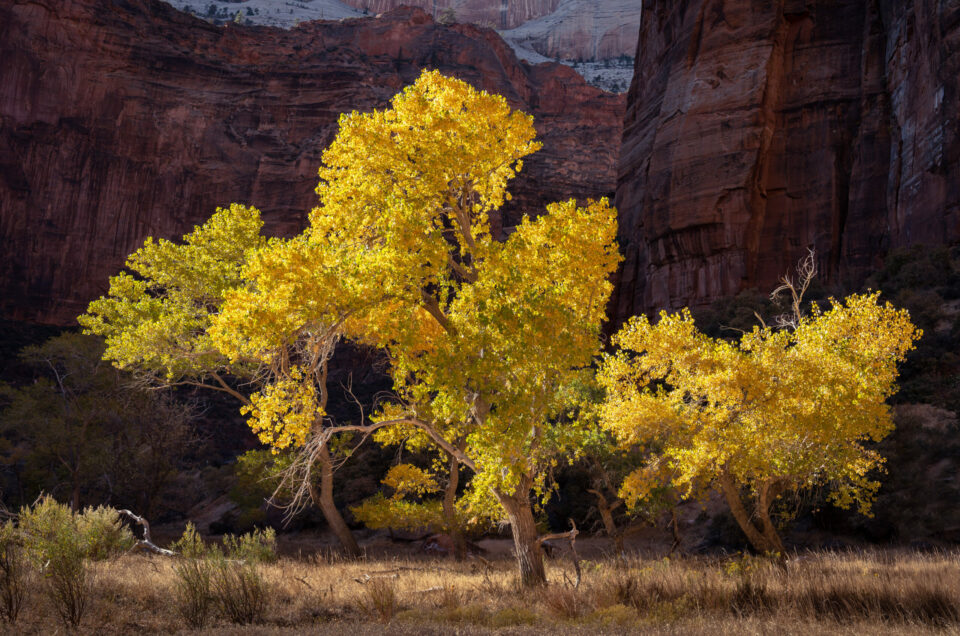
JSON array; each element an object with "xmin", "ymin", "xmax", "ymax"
[
  {"xmin": 79, "ymin": 206, "xmax": 364, "ymax": 555},
  {"xmin": 211, "ymin": 70, "xmax": 621, "ymax": 585},
  {"xmin": 598, "ymin": 290, "xmax": 920, "ymax": 553}
]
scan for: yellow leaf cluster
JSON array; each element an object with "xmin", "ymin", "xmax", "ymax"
[
  {"xmin": 382, "ymin": 464, "xmax": 440, "ymax": 499},
  {"xmin": 241, "ymin": 366, "xmax": 321, "ymax": 451},
  {"xmin": 79, "ymin": 203, "xmax": 266, "ymax": 380}
]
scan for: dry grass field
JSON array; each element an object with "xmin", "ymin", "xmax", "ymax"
[{"xmin": 8, "ymin": 546, "xmax": 960, "ymax": 634}]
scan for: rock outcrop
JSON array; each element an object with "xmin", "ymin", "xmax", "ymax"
[
  {"xmin": 341, "ymin": 0, "xmax": 640, "ymax": 60},
  {"xmin": 614, "ymin": 0, "xmax": 960, "ymax": 320},
  {"xmin": 342, "ymin": 0, "xmax": 562, "ymax": 30},
  {"xmin": 0, "ymin": 0, "xmax": 623, "ymax": 325},
  {"xmin": 499, "ymin": 0, "xmax": 642, "ymax": 61}
]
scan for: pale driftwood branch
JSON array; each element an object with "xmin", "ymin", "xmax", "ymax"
[
  {"xmin": 119, "ymin": 509, "xmax": 176, "ymax": 556},
  {"xmin": 537, "ymin": 519, "xmax": 581, "ymax": 588},
  {"xmin": 771, "ymin": 248, "xmax": 817, "ymax": 329}
]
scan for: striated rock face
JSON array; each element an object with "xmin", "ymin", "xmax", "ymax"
[
  {"xmin": 614, "ymin": 0, "xmax": 960, "ymax": 320},
  {"xmin": 341, "ymin": 0, "xmax": 562, "ymax": 30},
  {"xmin": 341, "ymin": 0, "xmax": 640, "ymax": 60},
  {"xmin": 499, "ymin": 0, "xmax": 642, "ymax": 61},
  {"xmin": 0, "ymin": 0, "xmax": 622, "ymax": 325}
]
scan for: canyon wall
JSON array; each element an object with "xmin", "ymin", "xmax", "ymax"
[
  {"xmin": 341, "ymin": 0, "xmax": 640, "ymax": 60},
  {"xmin": 500, "ymin": 0, "xmax": 642, "ymax": 61},
  {"xmin": 0, "ymin": 0, "xmax": 623, "ymax": 325},
  {"xmin": 614, "ymin": 0, "xmax": 960, "ymax": 320},
  {"xmin": 341, "ymin": 0, "xmax": 562, "ymax": 29}
]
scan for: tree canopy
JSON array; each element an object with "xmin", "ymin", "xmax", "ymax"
[
  {"xmin": 597, "ymin": 292, "xmax": 921, "ymax": 552},
  {"xmin": 209, "ymin": 69, "xmax": 621, "ymax": 584}
]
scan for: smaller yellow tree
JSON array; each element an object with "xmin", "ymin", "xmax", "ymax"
[{"xmin": 598, "ymin": 292, "xmax": 920, "ymax": 553}]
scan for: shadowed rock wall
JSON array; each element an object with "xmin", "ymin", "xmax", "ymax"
[
  {"xmin": 614, "ymin": 0, "xmax": 960, "ymax": 320},
  {"xmin": 0, "ymin": 0, "xmax": 622, "ymax": 325}
]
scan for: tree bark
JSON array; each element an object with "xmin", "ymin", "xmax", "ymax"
[
  {"xmin": 668, "ymin": 508, "xmax": 682, "ymax": 556},
  {"xmin": 442, "ymin": 454, "xmax": 467, "ymax": 561},
  {"xmin": 495, "ymin": 489, "xmax": 546, "ymax": 587},
  {"xmin": 309, "ymin": 444, "xmax": 362, "ymax": 558},
  {"xmin": 588, "ymin": 489, "xmax": 624, "ymax": 556},
  {"xmin": 717, "ymin": 471, "xmax": 784, "ymax": 553}
]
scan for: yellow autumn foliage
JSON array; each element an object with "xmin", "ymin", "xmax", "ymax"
[{"xmin": 599, "ymin": 292, "xmax": 921, "ymax": 521}]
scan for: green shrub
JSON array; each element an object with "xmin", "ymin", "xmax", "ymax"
[
  {"xmin": 17, "ymin": 497, "xmax": 139, "ymax": 627},
  {"xmin": 171, "ymin": 523, "xmax": 271, "ymax": 625},
  {"xmin": 223, "ymin": 527, "xmax": 277, "ymax": 564},
  {"xmin": 171, "ymin": 522, "xmax": 207, "ymax": 558},
  {"xmin": 211, "ymin": 552, "xmax": 267, "ymax": 625},
  {"xmin": 18, "ymin": 496, "xmax": 74, "ymax": 564},
  {"xmin": 19, "ymin": 496, "xmax": 134, "ymax": 560},
  {"xmin": 76, "ymin": 505, "xmax": 135, "ymax": 559},
  {"xmin": 171, "ymin": 523, "xmax": 213, "ymax": 628},
  {"xmin": 17, "ymin": 497, "xmax": 90, "ymax": 626},
  {"xmin": 42, "ymin": 520, "xmax": 88, "ymax": 628}
]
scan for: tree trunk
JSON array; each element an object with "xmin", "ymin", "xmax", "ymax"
[
  {"xmin": 668, "ymin": 508, "xmax": 682, "ymax": 556},
  {"xmin": 309, "ymin": 444, "xmax": 362, "ymax": 558},
  {"xmin": 495, "ymin": 490, "xmax": 546, "ymax": 587},
  {"xmin": 589, "ymin": 489, "xmax": 624, "ymax": 556},
  {"xmin": 442, "ymin": 454, "xmax": 467, "ymax": 561},
  {"xmin": 717, "ymin": 472, "xmax": 784, "ymax": 553}
]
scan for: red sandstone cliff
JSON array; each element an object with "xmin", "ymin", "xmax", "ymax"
[
  {"xmin": 0, "ymin": 0, "xmax": 623, "ymax": 325},
  {"xmin": 614, "ymin": 0, "xmax": 960, "ymax": 319}
]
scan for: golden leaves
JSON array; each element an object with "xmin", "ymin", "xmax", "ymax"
[
  {"xmin": 599, "ymin": 292, "xmax": 921, "ymax": 515},
  {"xmin": 242, "ymin": 367, "xmax": 321, "ymax": 452}
]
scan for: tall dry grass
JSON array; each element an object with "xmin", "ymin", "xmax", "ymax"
[{"xmin": 5, "ymin": 547, "xmax": 960, "ymax": 633}]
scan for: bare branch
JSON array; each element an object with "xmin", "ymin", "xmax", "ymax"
[
  {"xmin": 537, "ymin": 519, "xmax": 581, "ymax": 588},
  {"xmin": 770, "ymin": 247, "xmax": 817, "ymax": 330},
  {"xmin": 272, "ymin": 416, "xmax": 475, "ymax": 520},
  {"xmin": 118, "ymin": 509, "xmax": 176, "ymax": 556}
]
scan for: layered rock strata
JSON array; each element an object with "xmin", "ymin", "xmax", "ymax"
[
  {"xmin": 341, "ymin": 0, "xmax": 640, "ymax": 60},
  {"xmin": 0, "ymin": 0, "xmax": 622, "ymax": 324},
  {"xmin": 614, "ymin": 0, "xmax": 960, "ymax": 319}
]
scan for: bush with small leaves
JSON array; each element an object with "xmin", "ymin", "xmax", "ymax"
[
  {"xmin": 222, "ymin": 527, "xmax": 276, "ymax": 564},
  {"xmin": 18, "ymin": 496, "xmax": 74, "ymax": 564},
  {"xmin": 171, "ymin": 523, "xmax": 213, "ymax": 628},
  {"xmin": 171, "ymin": 523, "xmax": 270, "ymax": 625},
  {"xmin": 42, "ymin": 523, "xmax": 88, "ymax": 628},
  {"xmin": 211, "ymin": 552, "xmax": 267, "ymax": 625},
  {"xmin": 17, "ymin": 497, "xmax": 89, "ymax": 627},
  {"xmin": 76, "ymin": 506, "xmax": 135, "ymax": 560}
]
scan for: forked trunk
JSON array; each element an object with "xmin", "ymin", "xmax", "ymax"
[
  {"xmin": 589, "ymin": 489, "xmax": 624, "ymax": 557},
  {"xmin": 718, "ymin": 472, "xmax": 785, "ymax": 554},
  {"xmin": 310, "ymin": 444, "xmax": 362, "ymax": 558},
  {"xmin": 442, "ymin": 454, "xmax": 467, "ymax": 561},
  {"xmin": 496, "ymin": 490, "xmax": 546, "ymax": 587}
]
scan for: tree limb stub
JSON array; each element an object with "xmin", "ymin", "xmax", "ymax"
[
  {"xmin": 119, "ymin": 509, "xmax": 176, "ymax": 556},
  {"xmin": 537, "ymin": 519, "xmax": 581, "ymax": 588}
]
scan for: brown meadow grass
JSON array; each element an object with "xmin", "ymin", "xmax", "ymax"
[{"xmin": 6, "ymin": 547, "xmax": 960, "ymax": 633}]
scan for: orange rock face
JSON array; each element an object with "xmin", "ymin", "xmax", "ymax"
[
  {"xmin": 0, "ymin": 0, "xmax": 623, "ymax": 325},
  {"xmin": 613, "ymin": 0, "xmax": 960, "ymax": 320}
]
